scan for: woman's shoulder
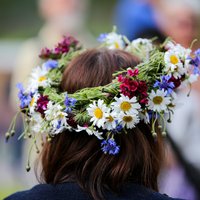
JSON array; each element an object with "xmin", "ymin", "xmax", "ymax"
[
  {"xmin": 5, "ymin": 182, "xmax": 185, "ymax": 200},
  {"xmin": 4, "ymin": 183, "xmax": 91, "ymax": 200},
  {"xmin": 111, "ymin": 183, "xmax": 184, "ymax": 200}
]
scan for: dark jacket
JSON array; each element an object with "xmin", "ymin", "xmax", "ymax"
[{"xmin": 5, "ymin": 182, "xmax": 184, "ymax": 200}]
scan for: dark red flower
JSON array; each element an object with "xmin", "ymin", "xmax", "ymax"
[
  {"xmin": 36, "ymin": 95, "xmax": 49, "ymax": 116},
  {"xmin": 138, "ymin": 81, "xmax": 148, "ymax": 92},
  {"xmin": 118, "ymin": 69, "xmax": 148, "ymax": 103},
  {"xmin": 129, "ymin": 80, "xmax": 139, "ymax": 91}
]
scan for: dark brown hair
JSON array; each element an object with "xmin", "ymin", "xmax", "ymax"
[{"xmin": 39, "ymin": 48, "xmax": 163, "ymax": 200}]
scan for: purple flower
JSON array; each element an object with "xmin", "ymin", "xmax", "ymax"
[
  {"xmin": 116, "ymin": 124, "xmax": 123, "ymax": 132},
  {"xmin": 16, "ymin": 83, "xmax": 32, "ymax": 109},
  {"xmin": 154, "ymin": 75, "xmax": 175, "ymax": 95},
  {"xmin": 97, "ymin": 33, "xmax": 108, "ymax": 42},
  {"xmin": 56, "ymin": 120, "xmax": 62, "ymax": 129},
  {"xmin": 190, "ymin": 49, "xmax": 200, "ymax": 74},
  {"xmin": 101, "ymin": 138, "xmax": 120, "ymax": 155},
  {"xmin": 64, "ymin": 94, "xmax": 77, "ymax": 113},
  {"xmin": 43, "ymin": 60, "xmax": 58, "ymax": 69},
  {"xmin": 148, "ymin": 111, "xmax": 160, "ymax": 120}
]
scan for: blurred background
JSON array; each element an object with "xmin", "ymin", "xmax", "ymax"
[{"xmin": 1, "ymin": 0, "xmax": 200, "ymax": 199}]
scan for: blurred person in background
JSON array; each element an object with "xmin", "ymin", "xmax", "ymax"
[
  {"xmin": 9, "ymin": 0, "xmax": 96, "ymax": 187},
  {"xmin": 156, "ymin": 0, "xmax": 200, "ymax": 199},
  {"xmin": 156, "ymin": 0, "xmax": 199, "ymax": 47},
  {"xmin": 113, "ymin": 0, "xmax": 164, "ymax": 42}
]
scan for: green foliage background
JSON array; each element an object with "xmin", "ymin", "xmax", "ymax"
[{"xmin": 0, "ymin": 0, "xmax": 116, "ymax": 39}]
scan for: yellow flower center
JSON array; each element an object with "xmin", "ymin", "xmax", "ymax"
[
  {"xmin": 114, "ymin": 42, "xmax": 120, "ymax": 49},
  {"xmin": 153, "ymin": 96, "xmax": 163, "ymax": 105},
  {"xmin": 94, "ymin": 108, "xmax": 103, "ymax": 119},
  {"xmin": 106, "ymin": 115, "xmax": 114, "ymax": 122},
  {"xmin": 170, "ymin": 55, "xmax": 179, "ymax": 65},
  {"xmin": 123, "ymin": 116, "xmax": 133, "ymax": 123},
  {"xmin": 59, "ymin": 113, "xmax": 64, "ymax": 118},
  {"xmin": 120, "ymin": 101, "xmax": 131, "ymax": 112},
  {"xmin": 38, "ymin": 76, "xmax": 46, "ymax": 82},
  {"xmin": 30, "ymin": 97, "xmax": 35, "ymax": 107}
]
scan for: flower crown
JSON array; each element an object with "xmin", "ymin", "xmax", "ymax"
[{"xmin": 6, "ymin": 29, "xmax": 200, "ymax": 170}]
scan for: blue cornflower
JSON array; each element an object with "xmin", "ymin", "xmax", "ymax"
[
  {"xmin": 56, "ymin": 120, "xmax": 62, "ymax": 129},
  {"xmin": 116, "ymin": 124, "xmax": 123, "ymax": 132},
  {"xmin": 97, "ymin": 33, "xmax": 108, "ymax": 43},
  {"xmin": 101, "ymin": 138, "xmax": 120, "ymax": 155},
  {"xmin": 64, "ymin": 94, "xmax": 77, "ymax": 113},
  {"xmin": 43, "ymin": 60, "xmax": 58, "ymax": 69},
  {"xmin": 154, "ymin": 75, "xmax": 175, "ymax": 95},
  {"xmin": 148, "ymin": 111, "xmax": 160, "ymax": 121},
  {"xmin": 16, "ymin": 83, "xmax": 32, "ymax": 108},
  {"xmin": 190, "ymin": 49, "xmax": 200, "ymax": 74}
]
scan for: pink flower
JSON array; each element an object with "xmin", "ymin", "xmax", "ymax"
[
  {"xmin": 118, "ymin": 74, "xmax": 124, "ymax": 82},
  {"xmin": 127, "ymin": 68, "xmax": 139, "ymax": 77},
  {"xmin": 39, "ymin": 36, "xmax": 80, "ymax": 60}
]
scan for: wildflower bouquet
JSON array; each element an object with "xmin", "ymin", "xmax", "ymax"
[{"xmin": 6, "ymin": 30, "xmax": 200, "ymax": 170}]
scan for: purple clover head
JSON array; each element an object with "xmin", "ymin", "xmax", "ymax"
[
  {"xmin": 101, "ymin": 138, "xmax": 120, "ymax": 155},
  {"xmin": 43, "ymin": 60, "xmax": 58, "ymax": 70},
  {"xmin": 97, "ymin": 33, "xmax": 108, "ymax": 43}
]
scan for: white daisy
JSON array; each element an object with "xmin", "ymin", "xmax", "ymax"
[
  {"xmin": 164, "ymin": 50, "xmax": 186, "ymax": 78},
  {"xmin": 111, "ymin": 94, "xmax": 141, "ymax": 115},
  {"xmin": 44, "ymin": 101, "xmax": 69, "ymax": 134},
  {"xmin": 27, "ymin": 66, "xmax": 51, "ymax": 91},
  {"xmin": 165, "ymin": 41, "xmax": 191, "ymax": 56},
  {"xmin": 29, "ymin": 93, "xmax": 40, "ymax": 114},
  {"xmin": 172, "ymin": 43, "xmax": 191, "ymax": 59},
  {"xmin": 148, "ymin": 89, "xmax": 171, "ymax": 112},
  {"xmin": 45, "ymin": 101, "xmax": 65, "ymax": 121},
  {"xmin": 87, "ymin": 99, "xmax": 109, "ymax": 128},
  {"xmin": 118, "ymin": 112, "xmax": 140, "ymax": 129},
  {"xmin": 104, "ymin": 32, "xmax": 125, "ymax": 49},
  {"xmin": 104, "ymin": 111, "xmax": 117, "ymax": 130}
]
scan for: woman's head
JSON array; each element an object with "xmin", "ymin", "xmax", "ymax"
[{"xmin": 40, "ymin": 48, "xmax": 163, "ymax": 200}]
